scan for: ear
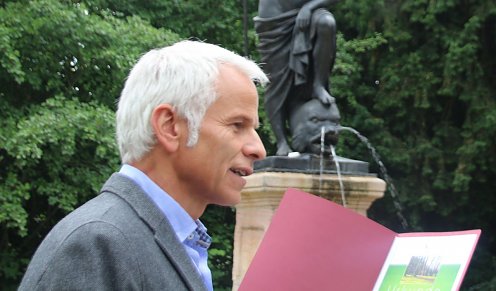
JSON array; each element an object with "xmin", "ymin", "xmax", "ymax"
[{"xmin": 151, "ymin": 104, "xmax": 183, "ymax": 153}]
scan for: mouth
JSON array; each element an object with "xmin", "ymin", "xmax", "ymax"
[
  {"xmin": 229, "ymin": 167, "xmax": 252, "ymax": 177},
  {"xmin": 310, "ymin": 127, "xmax": 339, "ymax": 144},
  {"xmin": 308, "ymin": 126, "xmax": 340, "ymax": 154}
]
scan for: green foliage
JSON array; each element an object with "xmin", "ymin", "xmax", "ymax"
[
  {"xmin": 332, "ymin": 0, "xmax": 496, "ymax": 288},
  {"xmin": 202, "ymin": 206, "xmax": 236, "ymax": 291},
  {"xmin": 4, "ymin": 96, "xmax": 119, "ymax": 209},
  {"xmin": 0, "ymin": 0, "xmax": 181, "ymax": 289},
  {"xmin": 80, "ymin": 0, "xmax": 260, "ymax": 55},
  {"xmin": 0, "ymin": 0, "xmax": 178, "ymax": 107}
]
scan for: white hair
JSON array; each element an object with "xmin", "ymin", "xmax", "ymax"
[{"xmin": 116, "ymin": 40, "xmax": 268, "ymax": 164}]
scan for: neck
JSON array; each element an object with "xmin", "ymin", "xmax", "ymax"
[{"xmin": 131, "ymin": 150, "xmax": 207, "ymax": 220}]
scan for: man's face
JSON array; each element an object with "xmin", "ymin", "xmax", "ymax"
[{"xmin": 174, "ymin": 65, "xmax": 266, "ymax": 207}]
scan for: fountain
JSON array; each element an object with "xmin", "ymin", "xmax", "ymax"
[
  {"xmin": 338, "ymin": 126, "xmax": 409, "ymax": 229},
  {"xmin": 232, "ymin": 2, "xmax": 405, "ymax": 289},
  {"xmin": 232, "ymin": 126, "xmax": 396, "ymax": 290}
]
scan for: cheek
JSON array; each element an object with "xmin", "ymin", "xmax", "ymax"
[
  {"xmin": 197, "ymin": 141, "xmax": 229, "ymax": 168},
  {"xmin": 201, "ymin": 130, "xmax": 244, "ymax": 162},
  {"xmin": 209, "ymin": 133, "xmax": 238, "ymax": 152}
]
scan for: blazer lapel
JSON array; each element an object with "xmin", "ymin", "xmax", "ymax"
[
  {"xmin": 101, "ymin": 173, "xmax": 208, "ymax": 291},
  {"xmin": 153, "ymin": 219, "xmax": 209, "ymax": 291}
]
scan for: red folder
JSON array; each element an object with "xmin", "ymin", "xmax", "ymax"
[{"xmin": 239, "ymin": 188, "xmax": 480, "ymax": 291}]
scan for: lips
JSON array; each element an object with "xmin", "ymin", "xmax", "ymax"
[{"xmin": 229, "ymin": 167, "xmax": 253, "ymax": 177}]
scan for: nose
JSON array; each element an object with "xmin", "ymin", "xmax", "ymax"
[{"xmin": 243, "ymin": 130, "xmax": 267, "ymax": 160}]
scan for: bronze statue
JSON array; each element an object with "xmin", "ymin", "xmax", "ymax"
[
  {"xmin": 255, "ymin": 0, "xmax": 341, "ymax": 156},
  {"xmin": 290, "ymin": 99, "xmax": 340, "ymax": 155}
]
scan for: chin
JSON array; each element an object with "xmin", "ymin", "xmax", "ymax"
[{"xmin": 216, "ymin": 191, "xmax": 242, "ymax": 207}]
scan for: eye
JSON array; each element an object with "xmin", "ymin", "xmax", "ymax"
[
  {"xmin": 311, "ymin": 117, "xmax": 319, "ymax": 123},
  {"xmin": 232, "ymin": 122, "xmax": 244, "ymax": 130}
]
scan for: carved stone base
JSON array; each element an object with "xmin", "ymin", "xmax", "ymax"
[{"xmin": 232, "ymin": 171, "xmax": 386, "ymax": 290}]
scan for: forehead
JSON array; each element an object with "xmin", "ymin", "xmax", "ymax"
[
  {"xmin": 209, "ymin": 65, "xmax": 259, "ymax": 118},
  {"xmin": 215, "ymin": 64, "xmax": 256, "ymax": 93}
]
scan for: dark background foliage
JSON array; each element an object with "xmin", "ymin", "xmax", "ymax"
[{"xmin": 0, "ymin": 0, "xmax": 494, "ymax": 290}]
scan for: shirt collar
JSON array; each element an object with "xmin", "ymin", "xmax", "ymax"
[{"xmin": 119, "ymin": 164, "xmax": 197, "ymax": 242}]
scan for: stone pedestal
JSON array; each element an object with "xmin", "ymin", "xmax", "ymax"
[{"xmin": 231, "ymin": 171, "xmax": 386, "ymax": 291}]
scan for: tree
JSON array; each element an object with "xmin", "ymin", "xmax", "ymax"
[
  {"xmin": 0, "ymin": 0, "xmax": 180, "ymax": 289},
  {"xmin": 80, "ymin": 0, "xmax": 260, "ymax": 54},
  {"xmin": 331, "ymin": 0, "xmax": 496, "ymax": 288}
]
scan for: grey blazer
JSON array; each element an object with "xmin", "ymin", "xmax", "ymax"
[{"xmin": 19, "ymin": 173, "xmax": 209, "ymax": 291}]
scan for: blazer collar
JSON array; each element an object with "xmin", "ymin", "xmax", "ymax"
[{"xmin": 100, "ymin": 173, "xmax": 209, "ymax": 291}]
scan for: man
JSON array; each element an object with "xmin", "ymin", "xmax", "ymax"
[
  {"xmin": 19, "ymin": 41, "xmax": 268, "ymax": 290},
  {"xmin": 255, "ymin": 0, "xmax": 340, "ymax": 155}
]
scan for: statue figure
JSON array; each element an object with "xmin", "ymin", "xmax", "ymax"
[
  {"xmin": 289, "ymin": 98, "xmax": 340, "ymax": 155},
  {"xmin": 255, "ymin": 0, "xmax": 341, "ymax": 156}
]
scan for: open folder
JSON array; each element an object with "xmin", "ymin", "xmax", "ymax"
[{"xmin": 239, "ymin": 188, "xmax": 480, "ymax": 291}]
